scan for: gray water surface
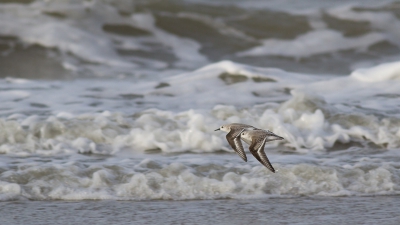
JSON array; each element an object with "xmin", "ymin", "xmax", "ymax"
[{"xmin": 1, "ymin": 196, "xmax": 399, "ymax": 225}]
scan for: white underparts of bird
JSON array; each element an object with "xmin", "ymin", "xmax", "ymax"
[{"xmin": 215, "ymin": 123, "xmax": 284, "ymax": 173}]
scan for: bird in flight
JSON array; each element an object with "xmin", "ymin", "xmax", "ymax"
[{"xmin": 215, "ymin": 123, "xmax": 284, "ymax": 173}]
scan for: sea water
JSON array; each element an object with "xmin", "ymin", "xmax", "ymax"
[{"xmin": 0, "ymin": 0, "xmax": 400, "ymax": 224}]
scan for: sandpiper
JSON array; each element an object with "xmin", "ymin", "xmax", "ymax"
[
  {"xmin": 214, "ymin": 123, "xmax": 258, "ymax": 162},
  {"xmin": 240, "ymin": 129, "xmax": 284, "ymax": 173}
]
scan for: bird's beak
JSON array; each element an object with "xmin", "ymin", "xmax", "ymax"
[
  {"xmin": 267, "ymin": 134, "xmax": 284, "ymax": 141},
  {"xmin": 214, "ymin": 128, "xmax": 220, "ymax": 131},
  {"xmin": 274, "ymin": 134, "xmax": 284, "ymax": 140}
]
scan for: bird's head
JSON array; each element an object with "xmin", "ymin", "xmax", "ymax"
[{"xmin": 214, "ymin": 124, "xmax": 230, "ymax": 132}]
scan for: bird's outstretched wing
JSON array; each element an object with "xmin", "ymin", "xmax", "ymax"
[
  {"xmin": 226, "ymin": 128, "xmax": 247, "ymax": 162},
  {"xmin": 249, "ymin": 136, "xmax": 275, "ymax": 173}
]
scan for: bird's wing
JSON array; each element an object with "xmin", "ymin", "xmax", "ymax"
[
  {"xmin": 226, "ymin": 128, "xmax": 247, "ymax": 162},
  {"xmin": 249, "ymin": 136, "xmax": 275, "ymax": 173}
]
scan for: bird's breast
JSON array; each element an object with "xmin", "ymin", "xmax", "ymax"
[{"xmin": 241, "ymin": 135, "xmax": 252, "ymax": 145}]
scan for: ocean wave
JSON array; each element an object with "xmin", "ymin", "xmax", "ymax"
[
  {"xmin": 0, "ymin": 160, "xmax": 398, "ymax": 201},
  {"xmin": 0, "ymin": 99, "xmax": 398, "ymax": 155},
  {"xmin": 0, "ymin": 61, "xmax": 400, "ymax": 155},
  {"xmin": 0, "ymin": 0, "xmax": 399, "ymax": 78}
]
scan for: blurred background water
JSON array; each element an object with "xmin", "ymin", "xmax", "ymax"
[
  {"xmin": 1, "ymin": 0, "xmax": 400, "ymax": 224},
  {"xmin": 1, "ymin": 0, "xmax": 399, "ymax": 80}
]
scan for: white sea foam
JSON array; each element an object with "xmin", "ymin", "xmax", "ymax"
[
  {"xmin": 231, "ymin": 0, "xmax": 392, "ymax": 12},
  {"xmin": 0, "ymin": 1, "xmax": 209, "ymax": 77},
  {"xmin": 350, "ymin": 61, "xmax": 400, "ymax": 82},
  {"xmin": 1, "ymin": 0, "xmax": 400, "ymax": 203},
  {"xmin": 0, "ymin": 61, "xmax": 399, "ymax": 155},
  {"xmin": 327, "ymin": 6, "xmax": 400, "ymax": 45},
  {"xmin": 1, "ymin": 0, "xmax": 399, "ymax": 77},
  {"xmin": 237, "ymin": 29, "xmax": 386, "ymax": 58},
  {"xmin": 131, "ymin": 13, "xmax": 208, "ymax": 68},
  {"xmin": 0, "ymin": 158, "xmax": 398, "ymax": 201},
  {"xmin": 0, "ymin": 6, "xmax": 124, "ymax": 64}
]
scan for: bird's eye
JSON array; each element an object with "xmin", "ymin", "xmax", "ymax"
[{"xmin": 222, "ymin": 126, "xmax": 224, "ymax": 128}]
